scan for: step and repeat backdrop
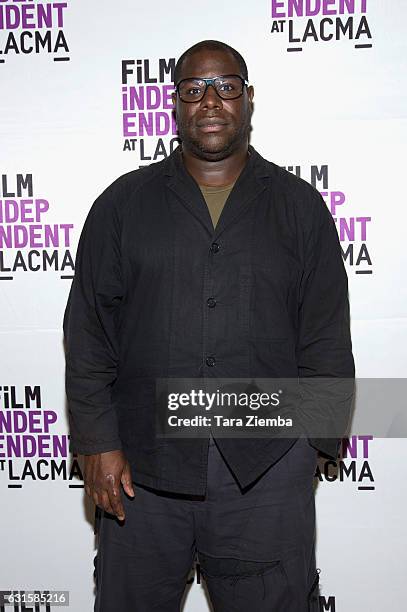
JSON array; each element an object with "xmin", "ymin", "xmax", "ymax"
[{"xmin": 1, "ymin": 1, "xmax": 406, "ymax": 610}]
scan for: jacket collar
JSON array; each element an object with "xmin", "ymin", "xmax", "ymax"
[{"xmin": 163, "ymin": 144, "xmax": 271, "ymax": 238}]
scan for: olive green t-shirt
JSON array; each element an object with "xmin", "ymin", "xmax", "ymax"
[{"xmin": 199, "ymin": 182, "xmax": 236, "ymax": 229}]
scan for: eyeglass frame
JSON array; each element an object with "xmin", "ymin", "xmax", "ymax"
[{"xmin": 175, "ymin": 74, "xmax": 249, "ymax": 103}]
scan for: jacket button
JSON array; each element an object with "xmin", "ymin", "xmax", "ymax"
[
  {"xmin": 205, "ymin": 356, "xmax": 216, "ymax": 367},
  {"xmin": 210, "ymin": 242, "xmax": 220, "ymax": 253},
  {"xmin": 207, "ymin": 297, "xmax": 217, "ymax": 308}
]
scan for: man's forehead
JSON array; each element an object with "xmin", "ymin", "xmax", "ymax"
[{"xmin": 179, "ymin": 49, "xmax": 241, "ymax": 79}]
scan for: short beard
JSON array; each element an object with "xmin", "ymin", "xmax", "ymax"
[{"xmin": 177, "ymin": 116, "xmax": 251, "ymax": 162}]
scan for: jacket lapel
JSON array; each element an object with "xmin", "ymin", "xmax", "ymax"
[
  {"xmin": 213, "ymin": 146, "xmax": 269, "ymax": 239},
  {"xmin": 163, "ymin": 145, "xmax": 271, "ymax": 238},
  {"xmin": 164, "ymin": 148, "xmax": 214, "ymax": 237}
]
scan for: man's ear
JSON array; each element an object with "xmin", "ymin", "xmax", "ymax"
[
  {"xmin": 171, "ymin": 91, "xmax": 177, "ymax": 108},
  {"xmin": 247, "ymin": 85, "xmax": 254, "ymax": 112}
]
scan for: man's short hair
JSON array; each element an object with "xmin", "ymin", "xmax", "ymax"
[{"xmin": 174, "ymin": 40, "xmax": 248, "ymax": 85}]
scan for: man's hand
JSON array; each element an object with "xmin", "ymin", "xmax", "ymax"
[{"xmin": 84, "ymin": 450, "xmax": 135, "ymax": 521}]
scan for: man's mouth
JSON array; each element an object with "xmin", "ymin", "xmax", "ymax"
[{"xmin": 196, "ymin": 119, "xmax": 228, "ymax": 133}]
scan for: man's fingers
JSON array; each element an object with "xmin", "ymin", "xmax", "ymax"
[
  {"xmin": 84, "ymin": 452, "xmax": 131, "ymax": 520},
  {"xmin": 99, "ymin": 490, "xmax": 115, "ymax": 516},
  {"xmin": 106, "ymin": 477, "xmax": 125, "ymax": 520},
  {"xmin": 90, "ymin": 485, "xmax": 120, "ymax": 517},
  {"xmin": 92, "ymin": 490, "xmax": 100, "ymax": 508},
  {"xmin": 121, "ymin": 463, "xmax": 135, "ymax": 497}
]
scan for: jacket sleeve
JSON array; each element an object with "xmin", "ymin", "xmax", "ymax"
[
  {"xmin": 296, "ymin": 186, "xmax": 355, "ymax": 460},
  {"xmin": 63, "ymin": 186, "xmax": 124, "ymax": 455}
]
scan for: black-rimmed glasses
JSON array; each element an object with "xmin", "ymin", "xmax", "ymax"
[{"xmin": 176, "ymin": 74, "xmax": 249, "ymax": 103}]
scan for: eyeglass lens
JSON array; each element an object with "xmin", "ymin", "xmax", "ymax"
[{"xmin": 178, "ymin": 76, "xmax": 244, "ymax": 102}]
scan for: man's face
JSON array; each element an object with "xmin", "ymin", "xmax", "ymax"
[{"xmin": 172, "ymin": 48, "xmax": 254, "ymax": 161}]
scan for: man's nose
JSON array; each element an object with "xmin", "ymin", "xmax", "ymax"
[{"xmin": 200, "ymin": 84, "xmax": 223, "ymax": 109}]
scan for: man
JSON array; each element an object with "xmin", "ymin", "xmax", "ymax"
[{"xmin": 64, "ymin": 40, "xmax": 354, "ymax": 611}]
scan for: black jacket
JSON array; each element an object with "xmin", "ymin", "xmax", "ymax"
[{"xmin": 63, "ymin": 145, "xmax": 355, "ymax": 495}]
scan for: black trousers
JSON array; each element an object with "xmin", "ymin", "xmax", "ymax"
[{"xmin": 94, "ymin": 437, "xmax": 320, "ymax": 611}]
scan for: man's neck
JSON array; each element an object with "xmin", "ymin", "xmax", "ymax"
[{"xmin": 180, "ymin": 143, "xmax": 250, "ymax": 187}]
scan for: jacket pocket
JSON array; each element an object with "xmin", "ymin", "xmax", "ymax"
[
  {"xmin": 250, "ymin": 338, "xmax": 294, "ymax": 378},
  {"xmin": 250, "ymin": 263, "xmax": 296, "ymax": 341}
]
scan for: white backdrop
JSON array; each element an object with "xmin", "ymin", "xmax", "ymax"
[{"xmin": 1, "ymin": 0, "xmax": 406, "ymax": 610}]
